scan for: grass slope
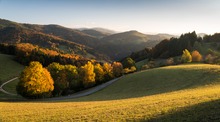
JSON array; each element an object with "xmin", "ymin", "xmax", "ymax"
[
  {"xmin": 1, "ymin": 64, "xmax": 220, "ymax": 121},
  {"xmin": 0, "ymin": 53, "xmax": 24, "ymax": 83},
  {"xmin": 0, "ymin": 53, "xmax": 24, "ymax": 100}
]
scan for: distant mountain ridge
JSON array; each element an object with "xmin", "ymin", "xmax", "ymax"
[
  {"xmin": 0, "ymin": 18, "xmax": 175, "ymax": 61},
  {"xmin": 81, "ymin": 29, "xmax": 112, "ymax": 39},
  {"xmin": 96, "ymin": 30, "xmax": 173, "ymax": 60},
  {"xmin": 0, "ymin": 19, "xmax": 110, "ymax": 61}
]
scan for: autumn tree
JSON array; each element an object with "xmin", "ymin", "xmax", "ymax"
[
  {"xmin": 54, "ymin": 70, "xmax": 69, "ymax": 96},
  {"xmin": 103, "ymin": 63, "xmax": 114, "ymax": 81},
  {"xmin": 47, "ymin": 62, "xmax": 65, "ymax": 80},
  {"xmin": 191, "ymin": 50, "xmax": 202, "ymax": 62},
  {"xmin": 94, "ymin": 63, "xmax": 105, "ymax": 84},
  {"xmin": 79, "ymin": 61, "xmax": 96, "ymax": 88},
  {"xmin": 47, "ymin": 63, "xmax": 79, "ymax": 96},
  {"xmin": 122, "ymin": 57, "xmax": 136, "ymax": 69},
  {"xmin": 181, "ymin": 49, "xmax": 192, "ymax": 63},
  {"xmin": 17, "ymin": 61, "xmax": 54, "ymax": 99},
  {"xmin": 47, "ymin": 62, "xmax": 65, "ymax": 96},
  {"xmin": 64, "ymin": 65, "xmax": 79, "ymax": 91},
  {"xmin": 112, "ymin": 62, "xmax": 123, "ymax": 77}
]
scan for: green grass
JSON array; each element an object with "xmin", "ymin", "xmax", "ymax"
[
  {"xmin": 135, "ymin": 58, "xmax": 148, "ymax": 70},
  {"xmin": 0, "ymin": 53, "xmax": 24, "ymax": 100},
  {"xmin": 0, "ymin": 53, "xmax": 24, "ymax": 83},
  {"xmin": 1, "ymin": 64, "xmax": 220, "ymax": 121},
  {"xmin": 2, "ymin": 79, "xmax": 19, "ymax": 94}
]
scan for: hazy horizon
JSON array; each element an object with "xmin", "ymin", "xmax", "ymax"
[{"xmin": 0, "ymin": 0, "xmax": 220, "ymax": 35}]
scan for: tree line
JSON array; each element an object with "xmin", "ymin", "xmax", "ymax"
[
  {"xmin": 0, "ymin": 43, "xmax": 89, "ymax": 67},
  {"xmin": 17, "ymin": 60, "xmax": 124, "ymax": 98},
  {"xmin": 129, "ymin": 31, "xmax": 202, "ymax": 62}
]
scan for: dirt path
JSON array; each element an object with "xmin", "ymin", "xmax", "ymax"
[
  {"xmin": 44, "ymin": 77, "xmax": 121, "ymax": 101},
  {"xmin": 0, "ymin": 77, "xmax": 18, "ymax": 96},
  {"xmin": 1, "ymin": 76, "xmax": 121, "ymax": 101}
]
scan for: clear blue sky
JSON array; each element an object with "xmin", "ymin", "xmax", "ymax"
[{"xmin": 0, "ymin": 0, "xmax": 220, "ymax": 34}]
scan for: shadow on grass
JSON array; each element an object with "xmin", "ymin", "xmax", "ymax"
[
  {"xmin": 146, "ymin": 99, "xmax": 220, "ymax": 122},
  {"xmin": 3, "ymin": 66, "xmax": 220, "ymax": 102}
]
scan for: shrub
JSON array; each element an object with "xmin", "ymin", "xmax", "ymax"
[
  {"xmin": 166, "ymin": 58, "xmax": 174, "ymax": 65},
  {"xmin": 123, "ymin": 66, "xmax": 136, "ymax": 74},
  {"xmin": 141, "ymin": 64, "xmax": 150, "ymax": 70},
  {"xmin": 204, "ymin": 54, "xmax": 214, "ymax": 64},
  {"xmin": 122, "ymin": 57, "xmax": 136, "ymax": 69}
]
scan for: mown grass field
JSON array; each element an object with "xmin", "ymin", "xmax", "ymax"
[{"xmin": 1, "ymin": 64, "xmax": 220, "ymax": 121}]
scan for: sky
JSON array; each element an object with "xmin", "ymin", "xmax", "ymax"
[{"xmin": 0, "ymin": 0, "xmax": 220, "ymax": 35}]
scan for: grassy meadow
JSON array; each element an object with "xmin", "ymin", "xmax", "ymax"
[
  {"xmin": 1, "ymin": 64, "xmax": 220, "ymax": 121},
  {"xmin": 0, "ymin": 53, "xmax": 24, "ymax": 83},
  {"xmin": 0, "ymin": 53, "xmax": 24, "ymax": 100}
]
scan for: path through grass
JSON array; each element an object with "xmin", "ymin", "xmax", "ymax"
[{"xmin": 1, "ymin": 64, "xmax": 220, "ymax": 121}]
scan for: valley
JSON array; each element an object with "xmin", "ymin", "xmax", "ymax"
[
  {"xmin": 1, "ymin": 0, "xmax": 220, "ymax": 120},
  {"xmin": 1, "ymin": 64, "xmax": 220, "ymax": 121}
]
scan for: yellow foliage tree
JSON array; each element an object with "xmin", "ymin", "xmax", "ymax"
[
  {"xmin": 94, "ymin": 63, "xmax": 105, "ymax": 84},
  {"xmin": 103, "ymin": 63, "xmax": 114, "ymax": 80},
  {"xmin": 181, "ymin": 49, "xmax": 192, "ymax": 63},
  {"xmin": 79, "ymin": 61, "xmax": 96, "ymax": 88},
  {"xmin": 192, "ymin": 50, "xmax": 202, "ymax": 62},
  {"xmin": 17, "ymin": 61, "xmax": 54, "ymax": 99}
]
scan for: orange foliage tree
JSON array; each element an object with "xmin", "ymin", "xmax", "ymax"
[
  {"xmin": 191, "ymin": 50, "xmax": 202, "ymax": 62},
  {"xmin": 112, "ymin": 62, "xmax": 123, "ymax": 77},
  {"xmin": 17, "ymin": 61, "xmax": 54, "ymax": 99}
]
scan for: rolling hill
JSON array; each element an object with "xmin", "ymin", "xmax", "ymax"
[
  {"xmin": 0, "ymin": 18, "xmax": 176, "ymax": 61},
  {"xmin": 96, "ymin": 30, "xmax": 172, "ymax": 60},
  {"xmin": 81, "ymin": 29, "xmax": 112, "ymax": 39},
  {"xmin": 1, "ymin": 64, "xmax": 220, "ymax": 121},
  {"xmin": 0, "ymin": 53, "xmax": 24, "ymax": 100},
  {"xmin": 0, "ymin": 19, "xmax": 110, "ymax": 61}
]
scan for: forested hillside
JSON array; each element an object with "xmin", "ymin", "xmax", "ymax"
[
  {"xmin": 0, "ymin": 18, "xmax": 172, "ymax": 61},
  {"xmin": 96, "ymin": 30, "xmax": 171, "ymax": 60}
]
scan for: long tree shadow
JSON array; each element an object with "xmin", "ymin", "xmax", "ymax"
[
  {"xmin": 71, "ymin": 68, "xmax": 220, "ymax": 102},
  {"xmin": 146, "ymin": 99, "xmax": 220, "ymax": 122},
  {"xmin": 3, "ymin": 67, "xmax": 220, "ymax": 102}
]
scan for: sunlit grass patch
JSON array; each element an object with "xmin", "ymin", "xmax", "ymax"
[{"xmin": 1, "ymin": 64, "xmax": 220, "ymax": 121}]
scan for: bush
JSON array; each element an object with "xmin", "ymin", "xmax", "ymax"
[
  {"xmin": 204, "ymin": 54, "xmax": 214, "ymax": 64},
  {"xmin": 141, "ymin": 64, "xmax": 150, "ymax": 70},
  {"xmin": 123, "ymin": 66, "xmax": 136, "ymax": 74},
  {"xmin": 122, "ymin": 57, "xmax": 136, "ymax": 69},
  {"xmin": 166, "ymin": 58, "xmax": 174, "ymax": 65}
]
